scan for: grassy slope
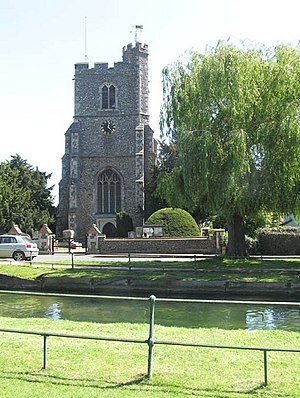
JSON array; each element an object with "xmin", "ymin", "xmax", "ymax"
[
  {"xmin": 0, "ymin": 257, "xmax": 300, "ymax": 283},
  {"xmin": 0, "ymin": 317, "xmax": 299, "ymax": 397}
]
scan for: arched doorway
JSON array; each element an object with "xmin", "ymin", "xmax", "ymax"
[{"xmin": 102, "ymin": 222, "xmax": 117, "ymax": 237}]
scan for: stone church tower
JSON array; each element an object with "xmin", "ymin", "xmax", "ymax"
[{"xmin": 57, "ymin": 42, "xmax": 157, "ymax": 241}]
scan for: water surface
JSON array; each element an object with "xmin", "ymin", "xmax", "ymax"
[{"xmin": 0, "ymin": 292, "xmax": 299, "ymax": 331}]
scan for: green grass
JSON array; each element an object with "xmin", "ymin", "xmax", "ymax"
[
  {"xmin": 0, "ymin": 257, "xmax": 300, "ymax": 283},
  {"xmin": 0, "ymin": 317, "xmax": 299, "ymax": 397},
  {"xmin": 37, "ymin": 256, "xmax": 300, "ymax": 270}
]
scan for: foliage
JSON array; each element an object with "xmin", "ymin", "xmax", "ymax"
[
  {"xmin": 256, "ymin": 227, "xmax": 300, "ymax": 255},
  {"xmin": 144, "ymin": 162, "xmax": 168, "ymax": 219},
  {"xmin": 116, "ymin": 211, "xmax": 133, "ymax": 237},
  {"xmin": 243, "ymin": 211, "xmax": 282, "ymax": 238},
  {"xmin": 158, "ymin": 140, "xmax": 179, "ymax": 173},
  {"xmin": 145, "ymin": 207, "xmax": 200, "ymax": 237},
  {"xmin": 245, "ymin": 235, "xmax": 259, "ymax": 254},
  {"xmin": 159, "ymin": 42, "xmax": 300, "ymax": 256},
  {"xmin": 0, "ymin": 154, "xmax": 55, "ymax": 235}
]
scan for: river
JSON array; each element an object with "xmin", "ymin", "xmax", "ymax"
[{"xmin": 0, "ymin": 292, "xmax": 299, "ymax": 331}]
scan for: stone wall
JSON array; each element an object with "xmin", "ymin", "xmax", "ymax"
[{"xmin": 97, "ymin": 237, "xmax": 216, "ymax": 254}]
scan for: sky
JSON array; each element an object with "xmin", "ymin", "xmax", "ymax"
[{"xmin": 1, "ymin": 0, "xmax": 300, "ymax": 205}]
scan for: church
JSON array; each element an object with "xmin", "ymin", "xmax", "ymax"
[{"xmin": 56, "ymin": 41, "xmax": 157, "ymax": 241}]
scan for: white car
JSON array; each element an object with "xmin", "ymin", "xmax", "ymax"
[{"xmin": 0, "ymin": 234, "xmax": 39, "ymax": 261}]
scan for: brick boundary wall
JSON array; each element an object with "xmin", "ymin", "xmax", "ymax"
[{"xmin": 97, "ymin": 237, "xmax": 216, "ymax": 255}]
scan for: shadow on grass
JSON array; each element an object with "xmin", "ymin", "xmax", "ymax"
[
  {"xmin": 0, "ymin": 370, "xmax": 147, "ymax": 390},
  {"xmin": 0, "ymin": 370, "xmax": 267, "ymax": 397}
]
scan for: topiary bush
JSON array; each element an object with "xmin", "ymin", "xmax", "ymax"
[
  {"xmin": 145, "ymin": 208, "xmax": 200, "ymax": 237},
  {"xmin": 256, "ymin": 227, "xmax": 300, "ymax": 255}
]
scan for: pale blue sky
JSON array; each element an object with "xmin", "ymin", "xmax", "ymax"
[{"xmin": 1, "ymin": 0, "xmax": 300, "ymax": 204}]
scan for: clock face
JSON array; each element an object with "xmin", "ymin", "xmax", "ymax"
[{"xmin": 101, "ymin": 119, "xmax": 116, "ymax": 135}]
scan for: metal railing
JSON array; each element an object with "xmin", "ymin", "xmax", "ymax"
[{"xmin": 0, "ymin": 292, "xmax": 300, "ymax": 386}]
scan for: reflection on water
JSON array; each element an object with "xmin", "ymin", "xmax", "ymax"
[
  {"xmin": 245, "ymin": 307, "xmax": 300, "ymax": 331},
  {"xmin": 45, "ymin": 303, "xmax": 61, "ymax": 320},
  {"xmin": 0, "ymin": 293, "xmax": 299, "ymax": 331}
]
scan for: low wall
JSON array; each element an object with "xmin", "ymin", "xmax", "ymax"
[{"xmin": 96, "ymin": 237, "xmax": 216, "ymax": 255}]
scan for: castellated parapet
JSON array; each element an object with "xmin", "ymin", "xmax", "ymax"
[{"xmin": 57, "ymin": 42, "xmax": 157, "ymax": 242}]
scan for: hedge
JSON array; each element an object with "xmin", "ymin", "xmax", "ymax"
[{"xmin": 256, "ymin": 227, "xmax": 300, "ymax": 255}]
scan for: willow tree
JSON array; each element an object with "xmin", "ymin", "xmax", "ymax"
[{"xmin": 159, "ymin": 43, "xmax": 300, "ymax": 257}]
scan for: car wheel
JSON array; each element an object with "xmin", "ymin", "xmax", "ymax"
[{"xmin": 13, "ymin": 251, "xmax": 25, "ymax": 261}]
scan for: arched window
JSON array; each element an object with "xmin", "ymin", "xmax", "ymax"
[
  {"xmin": 101, "ymin": 84, "xmax": 116, "ymax": 109},
  {"xmin": 97, "ymin": 170, "xmax": 121, "ymax": 214}
]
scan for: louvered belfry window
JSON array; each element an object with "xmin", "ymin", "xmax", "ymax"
[{"xmin": 101, "ymin": 84, "xmax": 116, "ymax": 109}]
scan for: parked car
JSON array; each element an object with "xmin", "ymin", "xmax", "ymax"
[{"xmin": 0, "ymin": 234, "xmax": 39, "ymax": 261}]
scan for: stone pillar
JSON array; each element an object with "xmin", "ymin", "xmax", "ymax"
[
  {"xmin": 214, "ymin": 229, "xmax": 226, "ymax": 254},
  {"xmin": 87, "ymin": 224, "xmax": 106, "ymax": 254},
  {"xmin": 38, "ymin": 224, "xmax": 53, "ymax": 252},
  {"xmin": 7, "ymin": 224, "xmax": 25, "ymax": 235}
]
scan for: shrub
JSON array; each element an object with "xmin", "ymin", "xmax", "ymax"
[
  {"xmin": 256, "ymin": 227, "xmax": 300, "ymax": 255},
  {"xmin": 145, "ymin": 208, "xmax": 200, "ymax": 237},
  {"xmin": 245, "ymin": 235, "xmax": 259, "ymax": 254},
  {"xmin": 116, "ymin": 211, "xmax": 133, "ymax": 237}
]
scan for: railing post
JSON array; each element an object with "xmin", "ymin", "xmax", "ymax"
[
  {"xmin": 147, "ymin": 294, "xmax": 156, "ymax": 379},
  {"xmin": 263, "ymin": 350, "xmax": 268, "ymax": 386},
  {"xmin": 43, "ymin": 335, "xmax": 48, "ymax": 369}
]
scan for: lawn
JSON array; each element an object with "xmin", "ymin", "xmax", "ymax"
[
  {"xmin": 0, "ymin": 316, "xmax": 299, "ymax": 397},
  {"xmin": 0, "ymin": 257, "xmax": 300, "ymax": 283}
]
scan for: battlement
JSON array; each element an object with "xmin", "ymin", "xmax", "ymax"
[
  {"xmin": 123, "ymin": 42, "xmax": 148, "ymax": 57},
  {"xmin": 94, "ymin": 63, "xmax": 109, "ymax": 70},
  {"xmin": 75, "ymin": 63, "xmax": 89, "ymax": 71},
  {"xmin": 75, "ymin": 61, "xmax": 134, "ymax": 74},
  {"xmin": 75, "ymin": 43, "xmax": 148, "ymax": 74}
]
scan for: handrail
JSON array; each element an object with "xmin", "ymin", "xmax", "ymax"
[{"xmin": 0, "ymin": 327, "xmax": 147, "ymax": 344}]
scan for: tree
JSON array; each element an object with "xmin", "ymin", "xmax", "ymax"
[
  {"xmin": 159, "ymin": 43, "xmax": 300, "ymax": 257},
  {"xmin": 116, "ymin": 211, "xmax": 133, "ymax": 237},
  {"xmin": 0, "ymin": 154, "xmax": 55, "ymax": 234}
]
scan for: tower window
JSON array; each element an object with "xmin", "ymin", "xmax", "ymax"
[
  {"xmin": 97, "ymin": 169, "xmax": 121, "ymax": 214},
  {"xmin": 101, "ymin": 84, "xmax": 116, "ymax": 109}
]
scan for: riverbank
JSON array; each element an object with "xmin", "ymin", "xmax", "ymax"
[
  {"xmin": 0, "ymin": 257, "xmax": 300, "ymax": 298},
  {"xmin": 1, "ymin": 274, "xmax": 300, "ymax": 298}
]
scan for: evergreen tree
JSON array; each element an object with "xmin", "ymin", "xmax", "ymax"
[{"xmin": 0, "ymin": 154, "xmax": 55, "ymax": 234}]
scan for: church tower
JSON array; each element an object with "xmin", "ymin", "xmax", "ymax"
[{"xmin": 57, "ymin": 42, "xmax": 157, "ymax": 241}]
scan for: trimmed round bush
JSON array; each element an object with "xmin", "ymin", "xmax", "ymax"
[{"xmin": 145, "ymin": 208, "xmax": 200, "ymax": 237}]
